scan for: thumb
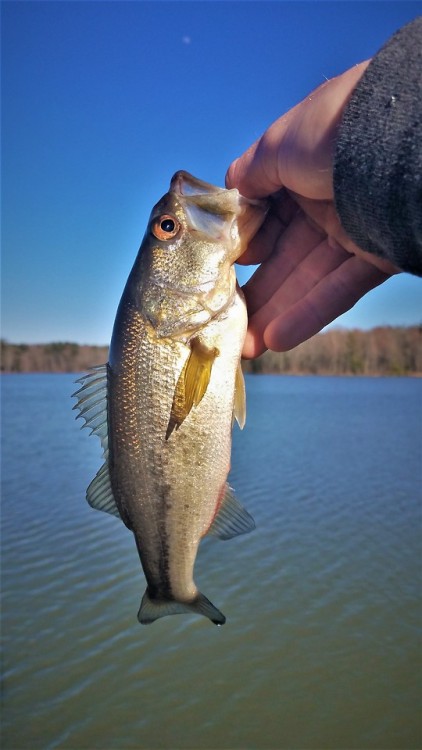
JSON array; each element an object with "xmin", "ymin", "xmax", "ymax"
[
  {"xmin": 225, "ymin": 158, "xmax": 239, "ymax": 189},
  {"xmin": 225, "ymin": 138, "xmax": 282, "ymax": 199}
]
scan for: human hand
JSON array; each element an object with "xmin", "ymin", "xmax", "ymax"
[{"xmin": 226, "ymin": 62, "xmax": 400, "ymax": 357}]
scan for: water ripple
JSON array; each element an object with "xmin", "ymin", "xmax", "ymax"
[{"xmin": 1, "ymin": 375, "xmax": 421, "ymax": 750}]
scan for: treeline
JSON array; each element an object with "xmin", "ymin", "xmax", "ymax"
[
  {"xmin": 1, "ymin": 326, "xmax": 421, "ymax": 375},
  {"xmin": 0, "ymin": 341, "xmax": 108, "ymax": 374},
  {"xmin": 241, "ymin": 326, "xmax": 421, "ymax": 376}
]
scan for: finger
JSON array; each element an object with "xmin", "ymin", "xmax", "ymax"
[
  {"xmin": 264, "ymin": 256, "xmax": 391, "ymax": 352},
  {"xmin": 237, "ymin": 191, "xmax": 300, "ymax": 266},
  {"xmin": 242, "ymin": 326, "xmax": 267, "ymax": 359},
  {"xmin": 244, "ymin": 237, "xmax": 351, "ymax": 353},
  {"xmin": 228, "ymin": 62, "xmax": 371, "ymax": 202},
  {"xmin": 226, "ymin": 94, "xmax": 333, "ymax": 200},
  {"xmin": 289, "ymin": 191, "xmax": 401, "ymax": 275},
  {"xmin": 226, "ymin": 145, "xmax": 270, "ymax": 198},
  {"xmin": 242, "ymin": 236, "xmax": 350, "ymax": 358},
  {"xmin": 237, "ymin": 209, "xmax": 284, "ymax": 266},
  {"xmin": 242, "ymin": 211, "xmax": 327, "ymax": 315},
  {"xmin": 226, "ymin": 124, "xmax": 286, "ymax": 199}
]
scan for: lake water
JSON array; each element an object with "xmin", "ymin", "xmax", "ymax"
[{"xmin": 1, "ymin": 374, "xmax": 421, "ymax": 750}]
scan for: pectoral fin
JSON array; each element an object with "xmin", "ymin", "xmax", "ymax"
[{"xmin": 166, "ymin": 337, "xmax": 218, "ymax": 439}]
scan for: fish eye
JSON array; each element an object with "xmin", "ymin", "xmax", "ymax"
[{"xmin": 152, "ymin": 214, "xmax": 180, "ymax": 241}]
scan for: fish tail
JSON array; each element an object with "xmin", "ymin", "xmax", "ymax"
[{"xmin": 138, "ymin": 589, "xmax": 226, "ymax": 626}]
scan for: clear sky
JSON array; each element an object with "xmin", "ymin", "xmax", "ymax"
[{"xmin": 2, "ymin": 1, "xmax": 421, "ymax": 345}]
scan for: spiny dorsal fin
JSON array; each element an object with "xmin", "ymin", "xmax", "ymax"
[
  {"xmin": 207, "ymin": 484, "xmax": 255, "ymax": 540},
  {"xmin": 72, "ymin": 365, "xmax": 109, "ymax": 459},
  {"xmin": 166, "ymin": 337, "xmax": 218, "ymax": 439},
  {"xmin": 233, "ymin": 362, "xmax": 246, "ymax": 429}
]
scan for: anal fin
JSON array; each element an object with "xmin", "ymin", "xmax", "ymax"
[{"xmin": 207, "ymin": 484, "xmax": 255, "ymax": 540}]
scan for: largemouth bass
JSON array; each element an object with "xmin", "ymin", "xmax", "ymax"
[{"xmin": 73, "ymin": 171, "xmax": 267, "ymax": 626}]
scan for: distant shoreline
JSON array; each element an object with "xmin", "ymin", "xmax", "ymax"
[
  {"xmin": 1, "ymin": 326, "xmax": 421, "ymax": 377},
  {"xmin": 1, "ymin": 371, "xmax": 421, "ymax": 379}
]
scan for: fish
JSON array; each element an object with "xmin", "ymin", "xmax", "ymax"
[{"xmin": 73, "ymin": 171, "xmax": 267, "ymax": 626}]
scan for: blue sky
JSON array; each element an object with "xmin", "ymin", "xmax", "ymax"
[{"xmin": 2, "ymin": 1, "xmax": 421, "ymax": 345}]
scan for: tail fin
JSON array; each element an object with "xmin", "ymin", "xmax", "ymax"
[{"xmin": 138, "ymin": 589, "xmax": 226, "ymax": 626}]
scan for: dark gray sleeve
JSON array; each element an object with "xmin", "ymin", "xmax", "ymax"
[{"xmin": 333, "ymin": 17, "xmax": 422, "ymax": 276}]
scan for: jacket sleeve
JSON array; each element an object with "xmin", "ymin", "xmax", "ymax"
[{"xmin": 333, "ymin": 17, "xmax": 422, "ymax": 276}]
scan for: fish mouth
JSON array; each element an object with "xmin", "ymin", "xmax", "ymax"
[
  {"xmin": 170, "ymin": 171, "xmax": 223, "ymax": 198},
  {"xmin": 170, "ymin": 171, "xmax": 268, "ymax": 259}
]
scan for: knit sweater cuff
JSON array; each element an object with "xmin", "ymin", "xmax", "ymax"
[{"xmin": 333, "ymin": 17, "xmax": 422, "ymax": 276}]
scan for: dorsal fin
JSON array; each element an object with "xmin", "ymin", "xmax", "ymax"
[
  {"xmin": 72, "ymin": 365, "xmax": 109, "ymax": 458},
  {"xmin": 73, "ymin": 365, "xmax": 124, "ymax": 524}
]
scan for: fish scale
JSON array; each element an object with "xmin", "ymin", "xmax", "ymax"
[{"xmin": 73, "ymin": 171, "xmax": 267, "ymax": 625}]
